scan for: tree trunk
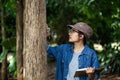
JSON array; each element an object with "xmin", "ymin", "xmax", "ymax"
[
  {"xmin": 1, "ymin": 0, "xmax": 8, "ymax": 80},
  {"xmin": 16, "ymin": 0, "xmax": 23, "ymax": 80},
  {"xmin": 23, "ymin": 0, "xmax": 47, "ymax": 80}
]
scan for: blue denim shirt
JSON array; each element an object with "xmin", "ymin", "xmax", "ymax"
[{"xmin": 47, "ymin": 44, "xmax": 99, "ymax": 80}]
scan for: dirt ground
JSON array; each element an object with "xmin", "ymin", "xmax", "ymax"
[{"xmin": 100, "ymin": 74, "xmax": 120, "ymax": 80}]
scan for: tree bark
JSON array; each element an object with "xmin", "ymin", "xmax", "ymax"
[
  {"xmin": 1, "ymin": 0, "xmax": 8, "ymax": 80},
  {"xmin": 16, "ymin": 0, "xmax": 23, "ymax": 80},
  {"xmin": 23, "ymin": 0, "xmax": 47, "ymax": 80}
]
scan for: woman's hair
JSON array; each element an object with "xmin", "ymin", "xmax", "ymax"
[{"xmin": 78, "ymin": 31, "xmax": 86, "ymax": 45}]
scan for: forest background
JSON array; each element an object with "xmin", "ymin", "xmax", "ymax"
[{"xmin": 0, "ymin": 0, "xmax": 120, "ymax": 80}]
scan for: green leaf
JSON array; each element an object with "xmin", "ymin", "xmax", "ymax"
[
  {"xmin": 107, "ymin": 53, "xmax": 113, "ymax": 58},
  {"xmin": 11, "ymin": 46, "xmax": 16, "ymax": 52},
  {"xmin": 0, "ymin": 49, "xmax": 8, "ymax": 62},
  {"xmin": 8, "ymin": 56, "xmax": 16, "ymax": 72},
  {"xmin": 13, "ymin": 70, "xmax": 17, "ymax": 77}
]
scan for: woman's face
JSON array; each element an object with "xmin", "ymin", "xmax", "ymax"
[{"xmin": 68, "ymin": 28, "xmax": 81, "ymax": 42}]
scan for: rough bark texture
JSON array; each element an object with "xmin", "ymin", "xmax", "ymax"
[
  {"xmin": 1, "ymin": 0, "xmax": 8, "ymax": 80},
  {"xmin": 23, "ymin": 0, "xmax": 47, "ymax": 80},
  {"xmin": 16, "ymin": 0, "xmax": 23, "ymax": 80}
]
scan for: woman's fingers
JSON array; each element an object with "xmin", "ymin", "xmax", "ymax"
[
  {"xmin": 86, "ymin": 67, "xmax": 95, "ymax": 74},
  {"xmin": 46, "ymin": 24, "xmax": 50, "ymax": 37}
]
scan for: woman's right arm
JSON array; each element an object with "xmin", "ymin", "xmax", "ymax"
[
  {"xmin": 47, "ymin": 45, "xmax": 62, "ymax": 59},
  {"xmin": 46, "ymin": 25, "xmax": 62, "ymax": 58}
]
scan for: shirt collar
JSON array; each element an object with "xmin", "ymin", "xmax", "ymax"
[{"xmin": 68, "ymin": 44, "xmax": 89, "ymax": 55}]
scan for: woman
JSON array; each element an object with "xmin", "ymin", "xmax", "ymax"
[{"xmin": 47, "ymin": 22, "xmax": 99, "ymax": 80}]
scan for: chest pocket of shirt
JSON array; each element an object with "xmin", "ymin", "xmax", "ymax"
[{"xmin": 78, "ymin": 54, "xmax": 91, "ymax": 68}]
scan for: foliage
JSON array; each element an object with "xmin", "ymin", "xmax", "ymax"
[
  {"xmin": 0, "ymin": 0, "xmax": 16, "ymax": 78},
  {"xmin": 8, "ymin": 55, "xmax": 17, "ymax": 77},
  {"xmin": 46, "ymin": 0, "xmax": 120, "ymax": 44},
  {"xmin": 0, "ymin": 38, "xmax": 16, "ymax": 78},
  {"xmin": 46, "ymin": 0, "xmax": 120, "ymax": 74},
  {"xmin": 1, "ymin": 38, "xmax": 16, "ymax": 50},
  {"xmin": 0, "ymin": 0, "xmax": 120, "ymax": 76},
  {"xmin": 99, "ymin": 43, "xmax": 120, "ymax": 73},
  {"xmin": 0, "ymin": 49, "xmax": 8, "ymax": 62},
  {"xmin": 0, "ymin": 38, "xmax": 16, "ymax": 75}
]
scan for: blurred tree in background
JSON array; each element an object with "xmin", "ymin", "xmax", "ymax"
[{"xmin": 0, "ymin": 0, "xmax": 120, "ymax": 79}]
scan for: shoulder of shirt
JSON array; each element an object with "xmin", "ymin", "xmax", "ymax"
[
  {"xmin": 84, "ymin": 45, "xmax": 97, "ymax": 55},
  {"xmin": 58, "ymin": 43, "xmax": 73, "ymax": 48}
]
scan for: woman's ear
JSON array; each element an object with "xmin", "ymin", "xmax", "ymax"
[{"xmin": 79, "ymin": 34, "xmax": 84, "ymax": 39}]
